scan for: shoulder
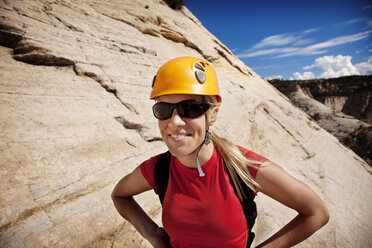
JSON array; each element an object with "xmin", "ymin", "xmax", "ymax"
[
  {"xmin": 236, "ymin": 145, "xmax": 268, "ymax": 179},
  {"xmin": 236, "ymin": 145, "xmax": 268, "ymax": 163},
  {"xmin": 139, "ymin": 153, "xmax": 164, "ymax": 191},
  {"xmin": 139, "ymin": 153, "xmax": 162, "ymax": 171},
  {"xmin": 112, "ymin": 155, "xmax": 164, "ymax": 197}
]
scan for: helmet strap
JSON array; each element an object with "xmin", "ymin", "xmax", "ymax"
[{"xmin": 195, "ymin": 113, "xmax": 212, "ymax": 177}]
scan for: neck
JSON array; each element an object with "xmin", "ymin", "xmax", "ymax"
[{"xmin": 177, "ymin": 143, "xmax": 214, "ymax": 168}]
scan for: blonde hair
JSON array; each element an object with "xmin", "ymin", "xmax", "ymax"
[
  {"xmin": 206, "ymin": 96, "xmax": 260, "ymax": 201},
  {"xmin": 211, "ymin": 132, "xmax": 259, "ymax": 200}
]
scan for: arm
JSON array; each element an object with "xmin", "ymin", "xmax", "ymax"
[
  {"xmin": 255, "ymin": 161, "xmax": 330, "ymax": 248},
  {"xmin": 111, "ymin": 166, "xmax": 170, "ymax": 248}
]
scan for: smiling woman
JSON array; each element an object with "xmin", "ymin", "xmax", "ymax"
[
  {"xmin": 111, "ymin": 56, "xmax": 330, "ymax": 248},
  {"xmin": 156, "ymin": 95, "xmax": 209, "ymax": 167}
]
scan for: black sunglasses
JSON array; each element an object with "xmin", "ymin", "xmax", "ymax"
[{"xmin": 152, "ymin": 100, "xmax": 213, "ymax": 120}]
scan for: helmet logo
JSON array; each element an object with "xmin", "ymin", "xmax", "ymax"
[{"xmin": 194, "ymin": 63, "xmax": 206, "ymax": 84}]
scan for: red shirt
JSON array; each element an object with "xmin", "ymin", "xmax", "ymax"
[{"xmin": 140, "ymin": 146, "xmax": 267, "ymax": 248}]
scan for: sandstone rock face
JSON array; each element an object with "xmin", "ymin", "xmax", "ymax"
[{"xmin": 0, "ymin": 1, "xmax": 371, "ymax": 247}]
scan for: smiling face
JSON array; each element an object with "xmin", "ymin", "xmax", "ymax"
[{"xmin": 157, "ymin": 94, "xmax": 208, "ymax": 161}]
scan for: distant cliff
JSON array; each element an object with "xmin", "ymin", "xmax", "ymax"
[{"xmin": 270, "ymin": 75, "xmax": 372, "ymax": 165}]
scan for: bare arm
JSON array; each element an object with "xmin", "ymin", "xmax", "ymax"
[
  {"xmin": 111, "ymin": 166, "xmax": 170, "ymax": 248},
  {"xmin": 255, "ymin": 161, "xmax": 330, "ymax": 248}
]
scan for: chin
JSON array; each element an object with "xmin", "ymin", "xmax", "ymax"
[{"xmin": 167, "ymin": 145, "xmax": 194, "ymax": 158}]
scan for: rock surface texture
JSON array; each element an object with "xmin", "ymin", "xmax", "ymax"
[{"xmin": 0, "ymin": 0, "xmax": 371, "ymax": 247}]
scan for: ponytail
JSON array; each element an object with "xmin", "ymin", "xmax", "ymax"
[
  {"xmin": 211, "ymin": 132, "xmax": 260, "ymax": 201},
  {"xmin": 205, "ymin": 95, "xmax": 261, "ymax": 201}
]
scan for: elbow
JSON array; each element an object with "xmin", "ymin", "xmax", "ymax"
[
  {"xmin": 320, "ymin": 206, "xmax": 330, "ymax": 227},
  {"xmin": 302, "ymin": 203, "xmax": 330, "ymax": 229},
  {"xmin": 111, "ymin": 190, "xmax": 117, "ymax": 203},
  {"xmin": 111, "ymin": 187, "xmax": 131, "ymax": 202},
  {"xmin": 316, "ymin": 204, "xmax": 330, "ymax": 228},
  {"xmin": 111, "ymin": 187, "xmax": 120, "ymax": 202}
]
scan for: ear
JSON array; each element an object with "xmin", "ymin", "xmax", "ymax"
[{"xmin": 208, "ymin": 103, "xmax": 220, "ymax": 126}]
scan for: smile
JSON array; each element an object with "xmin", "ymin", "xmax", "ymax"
[
  {"xmin": 171, "ymin": 134, "xmax": 186, "ymax": 139},
  {"xmin": 169, "ymin": 133, "xmax": 192, "ymax": 140}
]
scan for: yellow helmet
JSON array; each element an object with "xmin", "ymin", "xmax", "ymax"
[{"xmin": 150, "ymin": 56, "xmax": 222, "ymax": 102}]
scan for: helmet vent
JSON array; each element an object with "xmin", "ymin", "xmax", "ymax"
[
  {"xmin": 194, "ymin": 63, "xmax": 204, "ymax": 71},
  {"xmin": 195, "ymin": 70, "xmax": 206, "ymax": 84},
  {"xmin": 194, "ymin": 63, "xmax": 206, "ymax": 83}
]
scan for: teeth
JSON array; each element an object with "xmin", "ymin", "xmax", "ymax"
[{"xmin": 171, "ymin": 134, "xmax": 185, "ymax": 139}]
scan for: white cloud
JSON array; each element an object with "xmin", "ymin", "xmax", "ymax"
[
  {"xmin": 304, "ymin": 55, "xmax": 359, "ymax": 78},
  {"xmin": 294, "ymin": 55, "xmax": 372, "ymax": 79},
  {"xmin": 303, "ymin": 28, "xmax": 319, "ymax": 34},
  {"xmin": 265, "ymin": 75, "xmax": 283, "ymax": 80},
  {"xmin": 306, "ymin": 31, "xmax": 371, "ymax": 51},
  {"xmin": 251, "ymin": 34, "xmax": 301, "ymax": 49},
  {"xmin": 336, "ymin": 18, "xmax": 366, "ymax": 27},
  {"xmin": 291, "ymin": 71, "xmax": 315, "ymax": 80},
  {"xmin": 251, "ymin": 28, "xmax": 319, "ymax": 50},
  {"xmin": 276, "ymin": 30, "xmax": 372, "ymax": 58},
  {"xmin": 237, "ymin": 30, "xmax": 372, "ymax": 59},
  {"xmin": 293, "ymin": 38, "xmax": 313, "ymax": 46},
  {"xmin": 239, "ymin": 47, "xmax": 297, "ymax": 58},
  {"xmin": 355, "ymin": 58, "xmax": 372, "ymax": 75}
]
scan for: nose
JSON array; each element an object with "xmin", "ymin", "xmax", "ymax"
[{"xmin": 169, "ymin": 108, "xmax": 185, "ymax": 126}]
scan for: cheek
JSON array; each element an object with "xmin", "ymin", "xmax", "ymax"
[
  {"xmin": 189, "ymin": 118, "xmax": 206, "ymax": 133},
  {"xmin": 158, "ymin": 121, "xmax": 172, "ymax": 141},
  {"xmin": 158, "ymin": 120, "xmax": 166, "ymax": 133}
]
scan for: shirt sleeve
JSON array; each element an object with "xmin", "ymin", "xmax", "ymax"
[
  {"xmin": 139, "ymin": 154, "xmax": 162, "ymax": 193},
  {"xmin": 237, "ymin": 145, "xmax": 268, "ymax": 179}
]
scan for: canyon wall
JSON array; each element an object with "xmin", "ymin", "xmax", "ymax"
[
  {"xmin": 270, "ymin": 76, "xmax": 372, "ymax": 124},
  {"xmin": 0, "ymin": 0, "xmax": 371, "ymax": 247},
  {"xmin": 270, "ymin": 76, "xmax": 372, "ymax": 165}
]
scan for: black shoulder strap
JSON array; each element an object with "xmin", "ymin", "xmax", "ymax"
[
  {"xmin": 154, "ymin": 151, "xmax": 172, "ymax": 204},
  {"xmin": 226, "ymin": 166, "xmax": 257, "ymax": 248}
]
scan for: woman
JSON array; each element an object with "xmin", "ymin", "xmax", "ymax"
[{"xmin": 112, "ymin": 57, "xmax": 329, "ymax": 248}]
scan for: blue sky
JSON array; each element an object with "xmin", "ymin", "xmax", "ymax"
[{"xmin": 186, "ymin": 0, "xmax": 372, "ymax": 80}]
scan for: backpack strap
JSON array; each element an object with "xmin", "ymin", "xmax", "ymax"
[
  {"xmin": 226, "ymin": 164, "xmax": 257, "ymax": 248},
  {"xmin": 154, "ymin": 151, "xmax": 172, "ymax": 204}
]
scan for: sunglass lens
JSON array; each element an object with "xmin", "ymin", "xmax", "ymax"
[
  {"xmin": 152, "ymin": 100, "xmax": 211, "ymax": 120},
  {"xmin": 179, "ymin": 101, "xmax": 209, "ymax": 118},
  {"xmin": 153, "ymin": 102, "xmax": 173, "ymax": 120}
]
